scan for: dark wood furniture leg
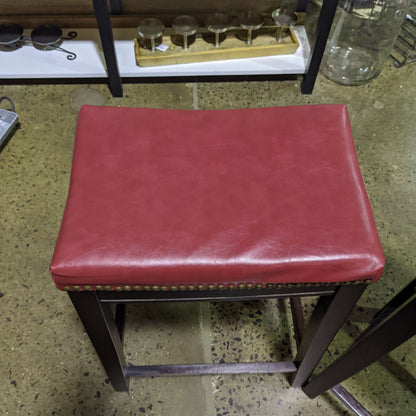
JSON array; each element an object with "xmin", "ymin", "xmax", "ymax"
[
  {"xmin": 303, "ymin": 280, "xmax": 416, "ymax": 398},
  {"xmin": 69, "ymin": 291, "xmax": 129, "ymax": 391},
  {"xmin": 292, "ymin": 284, "xmax": 367, "ymax": 387},
  {"xmin": 92, "ymin": 0, "xmax": 123, "ymax": 97}
]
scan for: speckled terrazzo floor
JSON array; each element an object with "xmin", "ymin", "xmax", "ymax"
[{"xmin": 1, "ymin": 60, "xmax": 416, "ymax": 416}]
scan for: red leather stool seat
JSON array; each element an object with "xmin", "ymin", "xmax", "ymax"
[{"xmin": 50, "ymin": 104, "xmax": 384, "ymax": 291}]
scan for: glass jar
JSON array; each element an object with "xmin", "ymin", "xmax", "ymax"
[{"xmin": 321, "ymin": 0, "xmax": 411, "ymax": 85}]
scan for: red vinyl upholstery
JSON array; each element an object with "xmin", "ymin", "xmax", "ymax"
[{"xmin": 50, "ymin": 105, "xmax": 384, "ymax": 291}]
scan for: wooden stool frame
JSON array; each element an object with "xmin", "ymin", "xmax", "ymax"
[{"xmin": 68, "ymin": 282, "xmax": 367, "ymax": 392}]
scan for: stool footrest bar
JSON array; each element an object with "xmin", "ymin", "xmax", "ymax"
[
  {"xmin": 330, "ymin": 384, "xmax": 373, "ymax": 416},
  {"xmin": 124, "ymin": 362, "xmax": 297, "ymax": 377}
]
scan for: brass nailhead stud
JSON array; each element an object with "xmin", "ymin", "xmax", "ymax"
[
  {"xmin": 218, "ymin": 284, "xmax": 225, "ymax": 290},
  {"xmin": 95, "ymin": 285, "xmax": 103, "ymax": 290},
  {"xmin": 246, "ymin": 283, "xmax": 253, "ymax": 289},
  {"xmin": 63, "ymin": 287, "xmax": 71, "ymax": 291},
  {"xmin": 228, "ymin": 284, "xmax": 235, "ymax": 290},
  {"xmin": 365, "ymin": 279, "xmax": 372, "ymax": 284},
  {"xmin": 144, "ymin": 286, "xmax": 151, "ymax": 291},
  {"xmin": 188, "ymin": 285, "xmax": 195, "ymax": 291},
  {"xmin": 105, "ymin": 286, "xmax": 112, "ymax": 291},
  {"xmin": 152, "ymin": 285, "xmax": 160, "ymax": 291},
  {"xmin": 170, "ymin": 286, "xmax": 178, "ymax": 291},
  {"xmin": 73, "ymin": 286, "xmax": 81, "ymax": 291},
  {"xmin": 197, "ymin": 285, "xmax": 205, "ymax": 291},
  {"xmin": 208, "ymin": 285, "xmax": 215, "ymax": 291},
  {"xmin": 124, "ymin": 286, "xmax": 131, "ymax": 291},
  {"xmin": 256, "ymin": 284, "xmax": 263, "ymax": 289},
  {"xmin": 115, "ymin": 287, "xmax": 122, "ymax": 292},
  {"xmin": 161, "ymin": 286, "xmax": 168, "ymax": 292},
  {"xmin": 238, "ymin": 284, "xmax": 245, "ymax": 290},
  {"xmin": 179, "ymin": 285, "xmax": 186, "ymax": 291},
  {"xmin": 84, "ymin": 286, "xmax": 91, "ymax": 291},
  {"xmin": 266, "ymin": 284, "xmax": 274, "ymax": 289},
  {"xmin": 134, "ymin": 286, "xmax": 141, "ymax": 291}
]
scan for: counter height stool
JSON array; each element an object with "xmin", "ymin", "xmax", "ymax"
[{"xmin": 50, "ymin": 104, "xmax": 385, "ymax": 392}]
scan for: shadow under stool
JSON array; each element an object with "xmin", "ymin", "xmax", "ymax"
[
  {"xmin": 303, "ymin": 277, "xmax": 416, "ymax": 414},
  {"xmin": 50, "ymin": 104, "xmax": 385, "ymax": 393}
]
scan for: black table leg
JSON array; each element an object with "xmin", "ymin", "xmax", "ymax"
[
  {"xmin": 301, "ymin": 0, "xmax": 337, "ymax": 94},
  {"xmin": 92, "ymin": 0, "xmax": 123, "ymax": 97},
  {"xmin": 292, "ymin": 284, "xmax": 367, "ymax": 388}
]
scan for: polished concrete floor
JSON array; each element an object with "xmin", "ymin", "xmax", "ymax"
[{"xmin": 1, "ymin": 61, "xmax": 416, "ymax": 416}]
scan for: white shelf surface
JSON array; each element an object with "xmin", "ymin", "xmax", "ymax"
[{"xmin": 0, "ymin": 27, "xmax": 310, "ymax": 79}]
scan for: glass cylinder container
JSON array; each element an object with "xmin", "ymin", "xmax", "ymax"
[{"xmin": 321, "ymin": 0, "xmax": 411, "ymax": 85}]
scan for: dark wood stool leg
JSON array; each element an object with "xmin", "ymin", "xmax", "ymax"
[
  {"xmin": 68, "ymin": 291, "xmax": 129, "ymax": 391},
  {"xmin": 115, "ymin": 304, "xmax": 126, "ymax": 343},
  {"xmin": 303, "ymin": 289, "xmax": 416, "ymax": 398},
  {"xmin": 356, "ymin": 277, "xmax": 416, "ymax": 342},
  {"xmin": 290, "ymin": 297, "xmax": 305, "ymax": 348},
  {"xmin": 292, "ymin": 284, "xmax": 367, "ymax": 387}
]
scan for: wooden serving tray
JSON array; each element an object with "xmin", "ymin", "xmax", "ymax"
[{"xmin": 135, "ymin": 27, "xmax": 299, "ymax": 67}]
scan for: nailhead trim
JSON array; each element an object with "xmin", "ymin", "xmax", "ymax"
[{"xmin": 61, "ymin": 279, "xmax": 373, "ymax": 292}]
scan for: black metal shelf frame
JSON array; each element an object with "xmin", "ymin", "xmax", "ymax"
[{"xmin": 92, "ymin": 0, "xmax": 337, "ymax": 97}]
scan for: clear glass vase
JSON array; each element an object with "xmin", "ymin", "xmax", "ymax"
[{"xmin": 321, "ymin": 0, "xmax": 411, "ymax": 85}]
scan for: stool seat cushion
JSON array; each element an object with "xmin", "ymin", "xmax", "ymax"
[{"xmin": 50, "ymin": 105, "xmax": 384, "ymax": 291}]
